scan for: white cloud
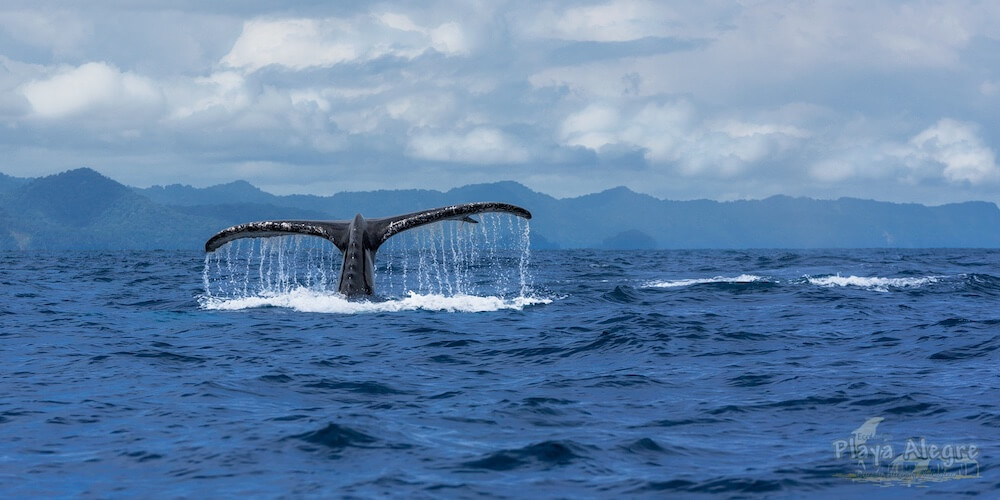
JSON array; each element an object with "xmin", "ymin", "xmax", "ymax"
[
  {"xmin": 408, "ymin": 127, "xmax": 529, "ymax": 164},
  {"xmin": 221, "ymin": 18, "xmax": 358, "ymax": 72},
  {"xmin": 559, "ymin": 100, "xmax": 698, "ymax": 160},
  {"xmin": 429, "ymin": 22, "xmax": 468, "ymax": 55},
  {"xmin": 221, "ymin": 14, "xmax": 469, "ymax": 73},
  {"xmin": 618, "ymin": 101, "xmax": 695, "ymax": 164},
  {"xmin": 377, "ymin": 12, "xmax": 423, "ymax": 33},
  {"xmin": 548, "ymin": 0, "xmax": 667, "ymax": 42},
  {"xmin": 517, "ymin": 0, "xmax": 731, "ymax": 42},
  {"xmin": 559, "ymin": 103, "xmax": 623, "ymax": 150},
  {"xmin": 376, "ymin": 12, "xmax": 469, "ymax": 54},
  {"xmin": 21, "ymin": 62, "xmax": 162, "ymax": 119},
  {"xmin": 805, "ymin": 118, "xmax": 1000, "ymax": 188},
  {"xmin": 904, "ymin": 119, "xmax": 999, "ymax": 185},
  {"xmin": 168, "ymin": 71, "xmax": 249, "ymax": 120},
  {"xmin": 558, "ymin": 99, "xmax": 807, "ymax": 177},
  {"xmin": 528, "ymin": 1, "xmax": 995, "ymax": 103}
]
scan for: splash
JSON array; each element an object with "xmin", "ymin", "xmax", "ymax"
[
  {"xmin": 200, "ymin": 214, "xmax": 539, "ymax": 312},
  {"xmin": 806, "ymin": 274, "xmax": 941, "ymax": 292},
  {"xmin": 201, "ymin": 289, "xmax": 551, "ymax": 313},
  {"xmin": 645, "ymin": 274, "xmax": 768, "ymax": 288}
]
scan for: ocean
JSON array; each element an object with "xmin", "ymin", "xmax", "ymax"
[{"xmin": 2, "ymin": 231, "xmax": 998, "ymax": 497}]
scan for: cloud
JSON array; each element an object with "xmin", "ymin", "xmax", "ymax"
[
  {"xmin": 221, "ymin": 14, "xmax": 469, "ymax": 73},
  {"xmin": 428, "ymin": 22, "xmax": 467, "ymax": 55},
  {"xmin": 167, "ymin": 71, "xmax": 250, "ymax": 121},
  {"xmin": 559, "ymin": 103, "xmax": 625, "ymax": 150},
  {"xmin": 558, "ymin": 98, "xmax": 808, "ymax": 177},
  {"xmin": 542, "ymin": 0, "xmax": 671, "ymax": 42},
  {"xmin": 1, "ymin": 1, "xmax": 999, "ymax": 205},
  {"xmin": 21, "ymin": 61, "xmax": 162, "ymax": 119},
  {"xmin": 221, "ymin": 18, "xmax": 358, "ymax": 72},
  {"xmin": 527, "ymin": 1, "xmax": 995, "ymax": 105},
  {"xmin": 517, "ymin": 1, "xmax": 733, "ymax": 42},
  {"xmin": 408, "ymin": 127, "xmax": 529, "ymax": 164},
  {"xmin": 903, "ymin": 119, "xmax": 999, "ymax": 185}
]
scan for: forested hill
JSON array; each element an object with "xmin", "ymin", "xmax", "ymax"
[{"xmin": 1, "ymin": 168, "xmax": 998, "ymax": 250}]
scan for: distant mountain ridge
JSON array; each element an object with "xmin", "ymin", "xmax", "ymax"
[
  {"xmin": 0, "ymin": 167, "xmax": 998, "ymax": 250},
  {"xmin": 0, "ymin": 172, "xmax": 30, "ymax": 194},
  {"xmin": 0, "ymin": 169, "xmax": 220, "ymax": 249},
  {"xmin": 139, "ymin": 180, "xmax": 273, "ymax": 206}
]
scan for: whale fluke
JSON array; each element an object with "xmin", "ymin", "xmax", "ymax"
[
  {"xmin": 204, "ymin": 202, "xmax": 531, "ymax": 297},
  {"xmin": 371, "ymin": 202, "xmax": 531, "ymax": 245},
  {"xmin": 205, "ymin": 220, "xmax": 350, "ymax": 253}
]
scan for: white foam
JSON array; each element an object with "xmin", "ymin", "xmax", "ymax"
[
  {"xmin": 199, "ymin": 287, "xmax": 551, "ymax": 314},
  {"xmin": 645, "ymin": 274, "xmax": 767, "ymax": 288},
  {"xmin": 806, "ymin": 274, "xmax": 940, "ymax": 292}
]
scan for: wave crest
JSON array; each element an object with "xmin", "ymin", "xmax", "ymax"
[
  {"xmin": 645, "ymin": 274, "xmax": 767, "ymax": 288},
  {"xmin": 199, "ymin": 288, "xmax": 551, "ymax": 313},
  {"xmin": 806, "ymin": 274, "xmax": 940, "ymax": 292}
]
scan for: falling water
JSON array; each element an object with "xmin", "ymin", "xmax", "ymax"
[{"xmin": 201, "ymin": 213, "xmax": 533, "ymax": 304}]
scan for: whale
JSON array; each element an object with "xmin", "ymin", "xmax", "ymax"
[{"xmin": 205, "ymin": 202, "xmax": 532, "ymax": 297}]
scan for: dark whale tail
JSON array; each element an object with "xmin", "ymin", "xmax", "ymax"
[{"xmin": 205, "ymin": 202, "xmax": 531, "ymax": 297}]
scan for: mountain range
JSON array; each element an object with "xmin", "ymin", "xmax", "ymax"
[{"xmin": 1, "ymin": 168, "xmax": 998, "ymax": 250}]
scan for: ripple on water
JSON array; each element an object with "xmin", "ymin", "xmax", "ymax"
[
  {"xmin": 459, "ymin": 440, "xmax": 591, "ymax": 471},
  {"xmin": 289, "ymin": 423, "xmax": 378, "ymax": 452}
]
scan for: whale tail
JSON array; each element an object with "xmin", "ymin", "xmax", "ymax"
[
  {"xmin": 204, "ymin": 220, "xmax": 351, "ymax": 253},
  {"xmin": 204, "ymin": 202, "xmax": 532, "ymax": 296}
]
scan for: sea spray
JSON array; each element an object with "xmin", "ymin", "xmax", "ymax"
[
  {"xmin": 200, "ymin": 213, "xmax": 538, "ymax": 310},
  {"xmin": 202, "ymin": 235, "xmax": 341, "ymax": 299}
]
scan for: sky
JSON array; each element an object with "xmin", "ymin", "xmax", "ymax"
[{"xmin": 1, "ymin": 1, "xmax": 999, "ymax": 204}]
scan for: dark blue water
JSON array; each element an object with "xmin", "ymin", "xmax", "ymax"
[{"xmin": 2, "ymin": 248, "xmax": 998, "ymax": 497}]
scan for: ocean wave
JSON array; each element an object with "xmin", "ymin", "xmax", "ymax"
[
  {"xmin": 289, "ymin": 423, "xmax": 378, "ymax": 451},
  {"xmin": 806, "ymin": 274, "xmax": 941, "ymax": 292},
  {"xmin": 460, "ymin": 440, "xmax": 589, "ymax": 471},
  {"xmin": 645, "ymin": 274, "xmax": 767, "ymax": 288},
  {"xmin": 965, "ymin": 273, "xmax": 1000, "ymax": 295},
  {"xmin": 199, "ymin": 288, "xmax": 551, "ymax": 313}
]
